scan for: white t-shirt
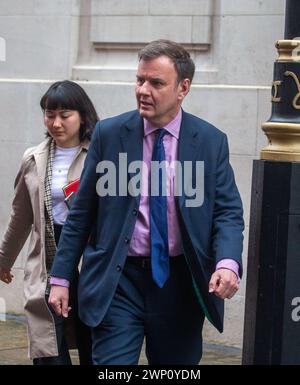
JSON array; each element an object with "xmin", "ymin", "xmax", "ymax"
[{"xmin": 51, "ymin": 145, "xmax": 80, "ymax": 225}]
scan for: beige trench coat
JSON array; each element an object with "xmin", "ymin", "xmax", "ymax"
[{"xmin": 0, "ymin": 138, "xmax": 89, "ymax": 359}]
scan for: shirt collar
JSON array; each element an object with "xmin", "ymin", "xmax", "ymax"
[{"xmin": 143, "ymin": 108, "xmax": 182, "ymax": 140}]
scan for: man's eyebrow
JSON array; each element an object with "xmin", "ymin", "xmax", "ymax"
[
  {"xmin": 135, "ymin": 75, "xmax": 165, "ymax": 84},
  {"xmin": 151, "ymin": 77, "xmax": 164, "ymax": 82}
]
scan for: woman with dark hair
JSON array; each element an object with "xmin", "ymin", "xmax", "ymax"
[{"xmin": 0, "ymin": 80, "xmax": 99, "ymax": 365}]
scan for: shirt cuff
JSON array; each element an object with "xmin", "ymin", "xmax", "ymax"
[
  {"xmin": 216, "ymin": 259, "xmax": 240, "ymax": 282},
  {"xmin": 49, "ymin": 277, "xmax": 70, "ymax": 288}
]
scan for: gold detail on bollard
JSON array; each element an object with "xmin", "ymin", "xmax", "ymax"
[
  {"xmin": 260, "ymin": 40, "xmax": 300, "ymax": 161},
  {"xmin": 271, "ymin": 80, "xmax": 282, "ymax": 102},
  {"xmin": 276, "ymin": 40, "xmax": 300, "ymax": 62},
  {"xmin": 284, "ymin": 71, "xmax": 300, "ymax": 109},
  {"xmin": 261, "ymin": 122, "xmax": 300, "ymax": 161}
]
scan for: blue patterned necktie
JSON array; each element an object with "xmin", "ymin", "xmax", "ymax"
[{"xmin": 150, "ymin": 128, "xmax": 169, "ymax": 288}]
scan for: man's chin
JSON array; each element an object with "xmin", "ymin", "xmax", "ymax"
[{"xmin": 139, "ymin": 109, "xmax": 151, "ymax": 118}]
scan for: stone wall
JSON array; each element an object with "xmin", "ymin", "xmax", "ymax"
[{"xmin": 0, "ymin": 0, "xmax": 286, "ymax": 347}]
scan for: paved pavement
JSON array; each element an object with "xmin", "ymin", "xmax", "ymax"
[{"xmin": 0, "ymin": 314, "xmax": 241, "ymax": 365}]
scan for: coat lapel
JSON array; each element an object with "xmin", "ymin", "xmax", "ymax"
[
  {"xmin": 33, "ymin": 141, "xmax": 50, "ymax": 184},
  {"xmin": 32, "ymin": 139, "xmax": 51, "ymax": 227}
]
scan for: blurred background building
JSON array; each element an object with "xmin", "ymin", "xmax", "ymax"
[{"xmin": 0, "ymin": 0, "xmax": 285, "ymax": 348}]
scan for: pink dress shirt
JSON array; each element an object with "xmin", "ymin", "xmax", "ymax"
[{"xmin": 128, "ymin": 109, "xmax": 183, "ymax": 256}]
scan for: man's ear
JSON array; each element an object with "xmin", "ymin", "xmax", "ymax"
[{"xmin": 178, "ymin": 78, "xmax": 191, "ymax": 101}]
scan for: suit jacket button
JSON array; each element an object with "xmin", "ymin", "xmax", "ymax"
[
  {"xmin": 124, "ymin": 237, "xmax": 130, "ymax": 244},
  {"xmin": 116, "ymin": 265, "xmax": 122, "ymax": 272},
  {"xmin": 133, "ymin": 208, "xmax": 138, "ymax": 216}
]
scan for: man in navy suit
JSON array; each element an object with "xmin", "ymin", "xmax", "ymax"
[{"xmin": 49, "ymin": 39, "xmax": 244, "ymax": 364}]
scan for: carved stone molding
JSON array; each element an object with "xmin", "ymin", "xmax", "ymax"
[{"xmin": 73, "ymin": 0, "xmax": 216, "ymax": 83}]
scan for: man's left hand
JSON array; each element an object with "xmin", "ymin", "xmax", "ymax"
[{"xmin": 209, "ymin": 269, "xmax": 239, "ymax": 299}]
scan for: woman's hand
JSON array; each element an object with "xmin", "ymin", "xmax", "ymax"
[{"xmin": 0, "ymin": 267, "xmax": 14, "ymax": 284}]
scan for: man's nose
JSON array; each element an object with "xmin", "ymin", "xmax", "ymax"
[{"xmin": 139, "ymin": 81, "xmax": 151, "ymax": 95}]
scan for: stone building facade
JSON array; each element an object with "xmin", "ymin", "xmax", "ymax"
[{"xmin": 0, "ymin": 0, "xmax": 285, "ymax": 347}]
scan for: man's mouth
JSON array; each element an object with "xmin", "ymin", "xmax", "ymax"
[{"xmin": 140, "ymin": 101, "xmax": 153, "ymax": 108}]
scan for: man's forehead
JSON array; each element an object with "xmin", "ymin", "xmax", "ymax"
[{"xmin": 137, "ymin": 56, "xmax": 176, "ymax": 75}]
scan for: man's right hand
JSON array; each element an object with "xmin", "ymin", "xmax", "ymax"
[{"xmin": 48, "ymin": 285, "xmax": 71, "ymax": 318}]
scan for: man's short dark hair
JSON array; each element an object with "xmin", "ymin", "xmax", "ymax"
[{"xmin": 138, "ymin": 39, "xmax": 195, "ymax": 83}]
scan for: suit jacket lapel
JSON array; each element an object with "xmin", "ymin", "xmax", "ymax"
[
  {"xmin": 120, "ymin": 111, "xmax": 144, "ymax": 203},
  {"xmin": 178, "ymin": 111, "xmax": 204, "ymax": 209}
]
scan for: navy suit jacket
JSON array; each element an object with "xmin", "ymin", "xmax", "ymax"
[{"xmin": 51, "ymin": 109, "xmax": 244, "ymax": 332}]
